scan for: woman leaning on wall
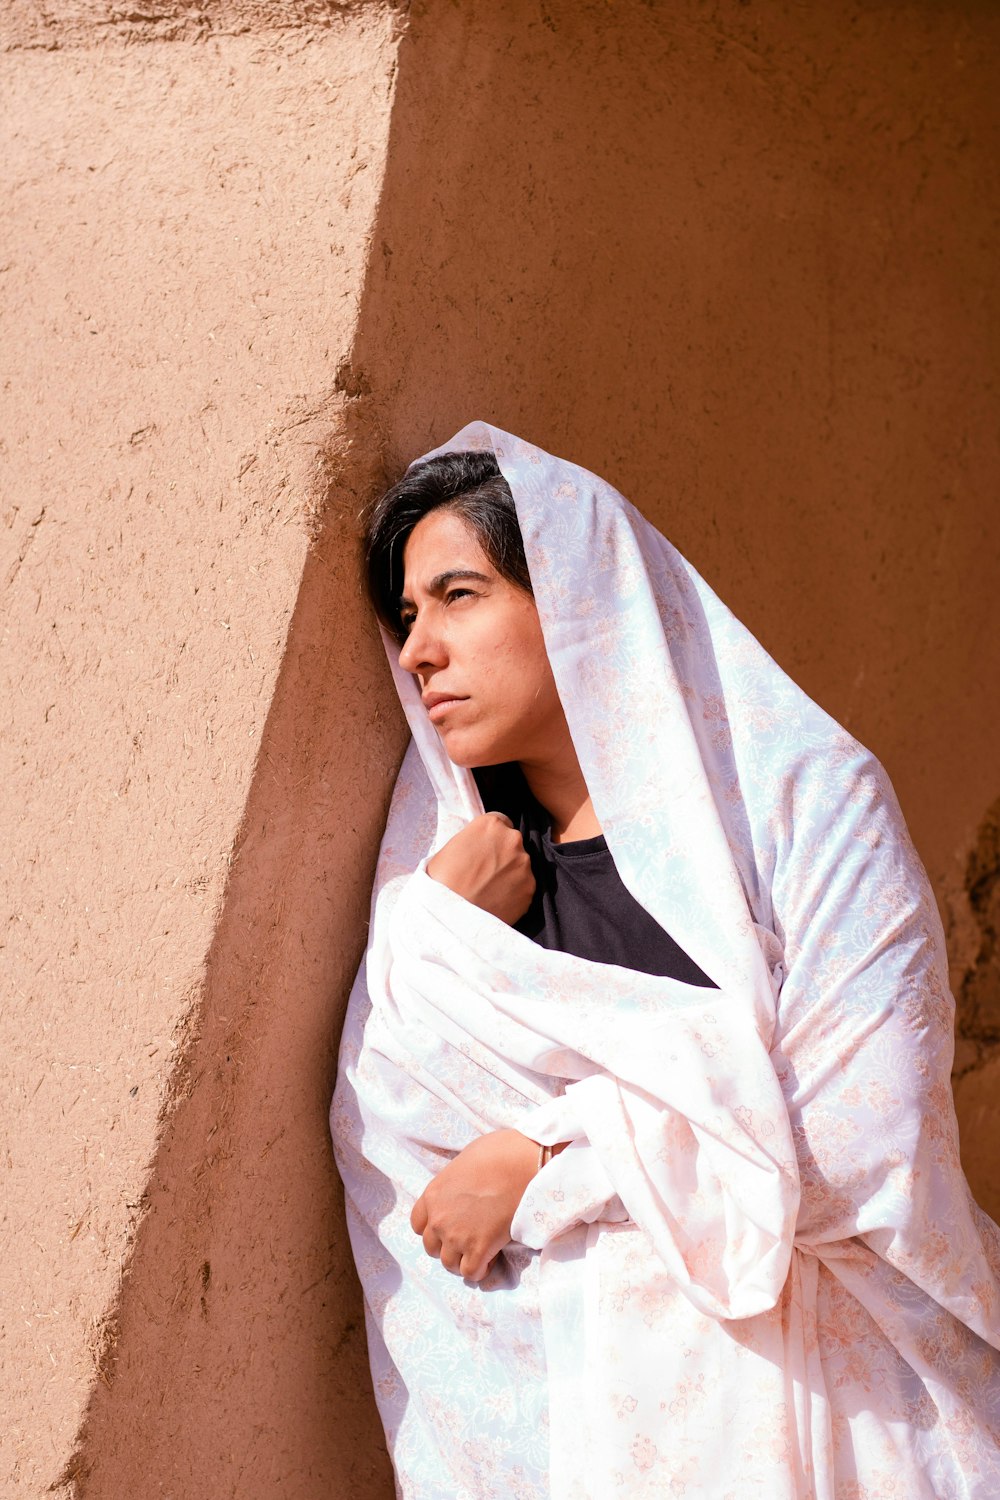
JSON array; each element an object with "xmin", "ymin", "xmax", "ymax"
[{"xmin": 331, "ymin": 421, "xmax": 1000, "ymax": 1500}]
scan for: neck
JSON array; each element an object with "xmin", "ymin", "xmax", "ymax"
[{"xmin": 518, "ymin": 748, "xmax": 602, "ymax": 844}]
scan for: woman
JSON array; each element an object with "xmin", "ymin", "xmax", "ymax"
[{"xmin": 330, "ymin": 422, "xmax": 1000, "ymax": 1499}]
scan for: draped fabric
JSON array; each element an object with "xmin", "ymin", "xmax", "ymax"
[{"xmin": 330, "ymin": 422, "xmax": 1000, "ymax": 1499}]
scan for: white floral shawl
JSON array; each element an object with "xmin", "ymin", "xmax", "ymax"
[{"xmin": 331, "ymin": 422, "xmax": 1000, "ymax": 1500}]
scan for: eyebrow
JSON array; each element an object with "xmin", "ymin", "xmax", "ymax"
[{"xmin": 397, "ymin": 569, "xmax": 492, "ymax": 611}]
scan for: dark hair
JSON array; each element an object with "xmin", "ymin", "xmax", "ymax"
[{"xmin": 362, "ymin": 450, "xmax": 533, "ymax": 644}]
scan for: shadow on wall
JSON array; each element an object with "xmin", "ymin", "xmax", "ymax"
[
  {"xmin": 66, "ymin": 400, "xmax": 404, "ymax": 1499},
  {"xmin": 347, "ymin": 0, "xmax": 904, "ymax": 689}
]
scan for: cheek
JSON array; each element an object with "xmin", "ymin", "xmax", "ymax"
[
  {"xmin": 498, "ymin": 630, "xmax": 556, "ymax": 705},
  {"xmin": 461, "ymin": 602, "xmax": 553, "ymax": 717}
]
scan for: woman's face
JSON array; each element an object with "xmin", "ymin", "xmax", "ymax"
[{"xmin": 396, "ymin": 507, "xmax": 567, "ymax": 769}]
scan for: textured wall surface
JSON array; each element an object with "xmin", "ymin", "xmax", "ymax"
[
  {"xmin": 1, "ymin": 10, "xmax": 400, "ymax": 1496},
  {"xmin": 2, "ymin": 0, "xmax": 998, "ymax": 1495}
]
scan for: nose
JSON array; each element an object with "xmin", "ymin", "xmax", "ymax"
[{"xmin": 397, "ymin": 608, "xmax": 447, "ymax": 675}]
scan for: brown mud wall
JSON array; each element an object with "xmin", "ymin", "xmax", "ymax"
[{"xmin": 2, "ymin": 2, "xmax": 998, "ymax": 1496}]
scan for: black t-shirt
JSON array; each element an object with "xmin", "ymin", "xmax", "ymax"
[{"xmin": 470, "ymin": 764, "xmax": 718, "ymax": 987}]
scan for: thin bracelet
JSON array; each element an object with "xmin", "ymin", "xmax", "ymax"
[{"xmin": 536, "ymin": 1142, "xmax": 553, "ymax": 1174}]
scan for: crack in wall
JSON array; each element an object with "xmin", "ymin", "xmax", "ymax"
[{"xmin": 953, "ymin": 796, "xmax": 1000, "ymax": 1076}]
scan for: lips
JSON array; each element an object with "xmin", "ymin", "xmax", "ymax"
[
  {"xmin": 422, "ymin": 692, "xmax": 468, "ymax": 724},
  {"xmin": 422, "ymin": 691, "xmax": 462, "ymax": 709}
]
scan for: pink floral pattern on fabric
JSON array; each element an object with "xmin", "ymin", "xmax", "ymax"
[{"xmin": 331, "ymin": 423, "xmax": 1000, "ymax": 1499}]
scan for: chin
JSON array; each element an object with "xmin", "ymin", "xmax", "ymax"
[
  {"xmin": 439, "ymin": 730, "xmax": 511, "ymax": 770},
  {"xmin": 443, "ymin": 747, "xmax": 488, "ymax": 770}
]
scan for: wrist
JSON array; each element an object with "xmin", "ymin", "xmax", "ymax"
[{"xmin": 526, "ymin": 1136, "xmax": 570, "ymax": 1175}]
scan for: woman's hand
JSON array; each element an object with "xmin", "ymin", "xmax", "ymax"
[
  {"xmin": 410, "ymin": 1128, "xmax": 545, "ymax": 1282},
  {"xmin": 426, "ymin": 812, "xmax": 535, "ymax": 925}
]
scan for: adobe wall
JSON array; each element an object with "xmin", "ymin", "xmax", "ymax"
[
  {"xmin": 1, "ymin": 8, "xmax": 401, "ymax": 1496},
  {"xmin": 2, "ymin": 1, "xmax": 997, "ymax": 1496}
]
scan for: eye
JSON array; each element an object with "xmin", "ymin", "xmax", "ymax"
[{"xmin": 398, "ymin": 588, "xmax": 477, "ymax": 635}]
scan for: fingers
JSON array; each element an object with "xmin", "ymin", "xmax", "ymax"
[
  {"xmin": 459, "ymin": 1251, "xmax": 489, "ymax": 1282},
  {"xmin": 440, "ymin": 1243, "xmax": 465, "ymax": 1276},
  {"xmin": 409, "ymin": 1195, "xmax": 428, "ymax": 1235},
  {"xmin": 421, "ymin": 1224, "xmax": 472, "ymax": 1277},
  {"xmin": 422, "ymin": 1225, "xmax": 445, "ymax": 1261},
  {"xmin": 412, "ymin": 1199, "xmax": 455, "ymax": 1271},
  {"xmin": 412, "ymin": 1209, "xmax": 490, "ymax": 1280}
]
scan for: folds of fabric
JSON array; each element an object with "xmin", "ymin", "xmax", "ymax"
[{"xmin": 331, "ymin": 422, "xmax": 1000, "ymax": 1499}]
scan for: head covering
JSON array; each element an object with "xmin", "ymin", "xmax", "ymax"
[{"xmin": 332, "ymin": 423, "xmax": 1000, "ymax": 1500}]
